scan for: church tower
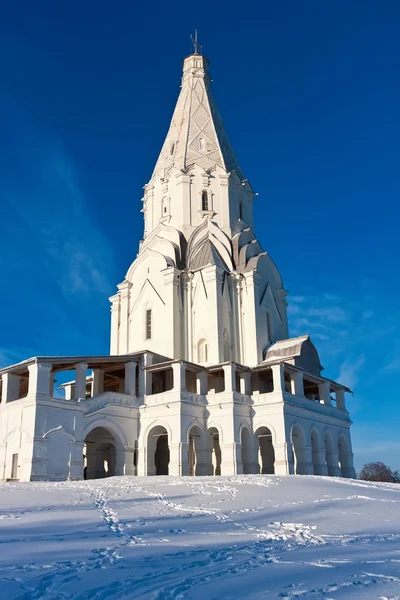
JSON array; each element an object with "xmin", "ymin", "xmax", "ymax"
[{"xmin": 110, "ymin": 50, "xmax": 289, "ymax": 366}]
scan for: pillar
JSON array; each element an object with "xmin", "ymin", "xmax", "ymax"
[
  {"xmin": 1, "ymin": 373, "xmax": 21, "ymax": 403},
  {"xmin": 239, "ymin": 372, "xmax": 251, "ymax": 395},
  {"xmin": 124, "ymin": 361, "xmax": 137, "ymax": 396},
  {"xmin": 290, "ymin": 371, "xmax": 304, "ymax": 396},
  {"xmin": 169, "ymin": 442, "xmax": 189, "ymax": 476},
  {"xmin": 74, "ymin": 362, "xmax": 88, "ymax": 401},
  {"xmin": 144, "ymin": 353, "xmax": 153, "ymax": 397},
  {"xmin": 335, "ymin": 388, "xmax": 346, "ymax": 410},
  {"xmin": 91, "ymin": 369, "xmax": 104, "ymax": 396},
  {"xmin": 196, "ymin": 370, "xmax": 208, "ymax": 395},
  {"xmin": 312, "ymin": 449, "xmax": 328, "ymax": 476},
  {"xmin": 271, "ymin": 364, "xmax": 285, "ymax": 392},
  {"xmin": 273, "ymin": 442, "xmax": 291, "ymax": 474},
  {"xmin": 222, "ymin": 364, "xmax": 236, "ymax": 392},
  {"xmin": 172, "ymin": 361, "xmax": 186, "ymax": 392},
  {"xmin": 326, "ymin": 450, "xmax": 341, "ymax": 476},
  {"xmin": 69, "ymin": 442, "xmax": 85, "ymax": 480},
  {"xmin": 295, "ymin": 445, "xmax": 314, "ymax": 475},
  {"xmin": 220, "ymin": 443, "xmax": 242, "ymax": 475},
  {"xmin": 319, "ymin": 381, "xmax": 331, "ymax": 406},
  {"xmin": 28, "ymin": 363, "xmax": 52, "ymax": 397}
]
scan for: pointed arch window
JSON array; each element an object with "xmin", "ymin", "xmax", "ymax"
[
  {"xmin": 199, "ymin": 137, "xmax": 206, "ymax": 152},
  {"xmin": 201, "ymin": 190, "xmax": 209, "ymax": 211}
]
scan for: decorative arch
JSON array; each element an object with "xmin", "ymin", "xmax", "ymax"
[
  {"xmin": 253, "ymin": 421, "xmax": 277, "ymax": 445},
  {"xmin": 82, "ymin": 419, "xmax": 127, "ymax": 449},
  {"xmin": 142, "ymin": 419, "xmax": 173, "ymax": 445},
  {"xmin": 206, "ymin": 421, "xmax": 224, "ymax": 445},
  {"xmin": 43, "ymin": 426, "xmax": 76, "ymax": 442},
  {"xmin": 185, "ymin": 419, "xmax": 205, "ymax": 443}
]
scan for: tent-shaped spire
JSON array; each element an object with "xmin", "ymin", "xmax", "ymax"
[{"xmin": 152, "ymin": 53, "xmax": 244, "ymax": 180}]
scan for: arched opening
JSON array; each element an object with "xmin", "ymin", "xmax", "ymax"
[
  {"xmin": 198, "ymin": 338, "xmax": 208, "ymax": 363},
  {"xmin": 188, "ymin": 425, "xmax": 204, "ymax": 476},
  {"xmin": 255, "ymin": 426, "xmax": 275, "ymax": 474},
  {"xmin": 241, "ymin": 427, "xmax": 255, "ymax": 474},
  {"xmin": 201, "ymin": 190, "xmax": 209, "ymax": 211},
  {"xmin": 338, "ymin": 435, "xmax": 351, "ymax": 477},
  {"xmin": 206, "ymin": 427, "xmax": 221, "ymax": 475},
  {"xmin": 324, "ymin": 432, "xmax": 337, "ymax": 476},
  {"xmin": 147, "ymin": 425, "xmax": 169, "ymax": 476},
  {"xmin": 291, "ymin": 425, "xmax": 307, "ymax": 475},
  {"xmin": 310, "ymin": 429, "xmax": 320, "ymax": 475},
  {"xmin": 84, "ymin": 427, "xmax": 118, "ymax": 480}
]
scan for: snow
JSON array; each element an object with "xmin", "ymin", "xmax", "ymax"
[{"xmin": 1, "ymin": 475, "xmax": 400, "ymax": 599}]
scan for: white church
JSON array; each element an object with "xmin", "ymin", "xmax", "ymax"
[{"xmin": 0, "ymin": 48, "xmax": 356, "ymax": 482}]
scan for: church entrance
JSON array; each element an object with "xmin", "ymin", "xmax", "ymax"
[
  {"xmin": 84, "ymin": 427, "xmax": 117, "ymax": 480},
  {"xmin": 255, "ymin": 427, "xmax": 275, "ymax": 474},
  {"xmin": 147, "ymin": 426, "xmax": 169, "ymax": 475}
]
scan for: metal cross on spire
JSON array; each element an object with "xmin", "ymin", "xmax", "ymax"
[{"xmin": 190, "ymin": 30, "xmax": 202, "ymax": 54}]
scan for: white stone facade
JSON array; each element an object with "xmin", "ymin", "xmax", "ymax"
[{"xmin": 0, "ymin": 50, "xmax": 356, "ymax": 482}]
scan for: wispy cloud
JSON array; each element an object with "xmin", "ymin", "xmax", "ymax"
[{"xmin": 337, "ymin": 355, "xmax": 366, "ymax": 389}]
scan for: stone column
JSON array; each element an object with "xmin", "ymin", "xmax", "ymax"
[
  {"xmin": 28, "ymin": 363, "xmax": 52, "ymax": 397},
  {"xmin": 220, "ymin": 443, "xmax": 242, "ymax": 475},
  {"xmin": 274, "ymin": 442, "xmax": 291, "ymax": 475},
  {"xmin": 319, "ymin": 381, "xmax": 331, "ymax": 406},
  {"xmin": 74, "ymin": 362, "xmax": 88, "ymax": 401},
  {"xmin": 196, "ymin": 371, "xmax": 208, "ymax": 395},
  {"xmin": 120, "ymin": 446, "xmax": 135, "ymax": 476},
  {"xmin": 124, "ymin": 361, "xmax": 137, "ymax": 396},
  {"xmin": 290, "ymin": 371, "xmax": 304, "ymax": 396},
  {"xmin": 239, "ymin": 372, "xmax": 251, "ymax": 395},
  {"xmin": 222, "ymin": 364, "xmax": 236, "ymax": 392},
  {"xmin": 312, "ymin": 449, "xmax": 328, "ymax": 476},
  {"xmin": 295, "ymin": 445, "xmax": 314, "ymax": 475},
  {"xmin": 169, "ymin": 442, "xmax": 189, "ymax": 476},
  {"xmin": 2, "ymin": 373, "xmax": 21, "ymax": 403},
  {"xmin": 271, "ymin": 364, "xmax": 285, "ymax": 392},
  {"xmin": 144, "ymin": 353, "xmax": 153, "ymax": 397},
  {"xmin": 335, "ymin": 388, "xmax": 346, "ymax": 410},
  {"xmin": 326, "ymin": 450, "xmax": 341, "ymax": 476},
  {"xmin": 172, "ymin": 362, "xmax": 186, "ymax": 392},
  {"xmin": 69, "ymin": 442, "xmax": 85, "ymax": 480},
  {"xmin": 29, "ymin": 437, "xmax": 49, "ymax": 481},
  {"xmin": 91, "ymin": 369, "xmax": 104, "ymax": 396}
]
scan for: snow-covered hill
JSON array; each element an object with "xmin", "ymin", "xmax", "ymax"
[{"xmin": 1, "ymin": 475, "xmax": 400, "ymax": 599}]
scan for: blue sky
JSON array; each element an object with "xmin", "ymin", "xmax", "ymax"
[{"xmin": 1, "ymin": 1, "xmax": 399, "ymax": 472}]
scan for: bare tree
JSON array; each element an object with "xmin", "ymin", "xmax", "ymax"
[{"xmin": 360, "ymin": 461, "xmax": 399, "ymax": 483}]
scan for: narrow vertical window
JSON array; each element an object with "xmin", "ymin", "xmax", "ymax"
[
  {"xmin": 239, "ymin": 203, "xmax": 243, "ymax": 220},
  {"xmin": 202, "ymin": 190, "xmax": 209, "ymax": 211},
  {"xmin": 199, "ymin": 137, "xmax": 205, "ymax": 151},
  {"xmin": 146, "ymin": 309, "xmax": 152, "ymax": 340}
]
